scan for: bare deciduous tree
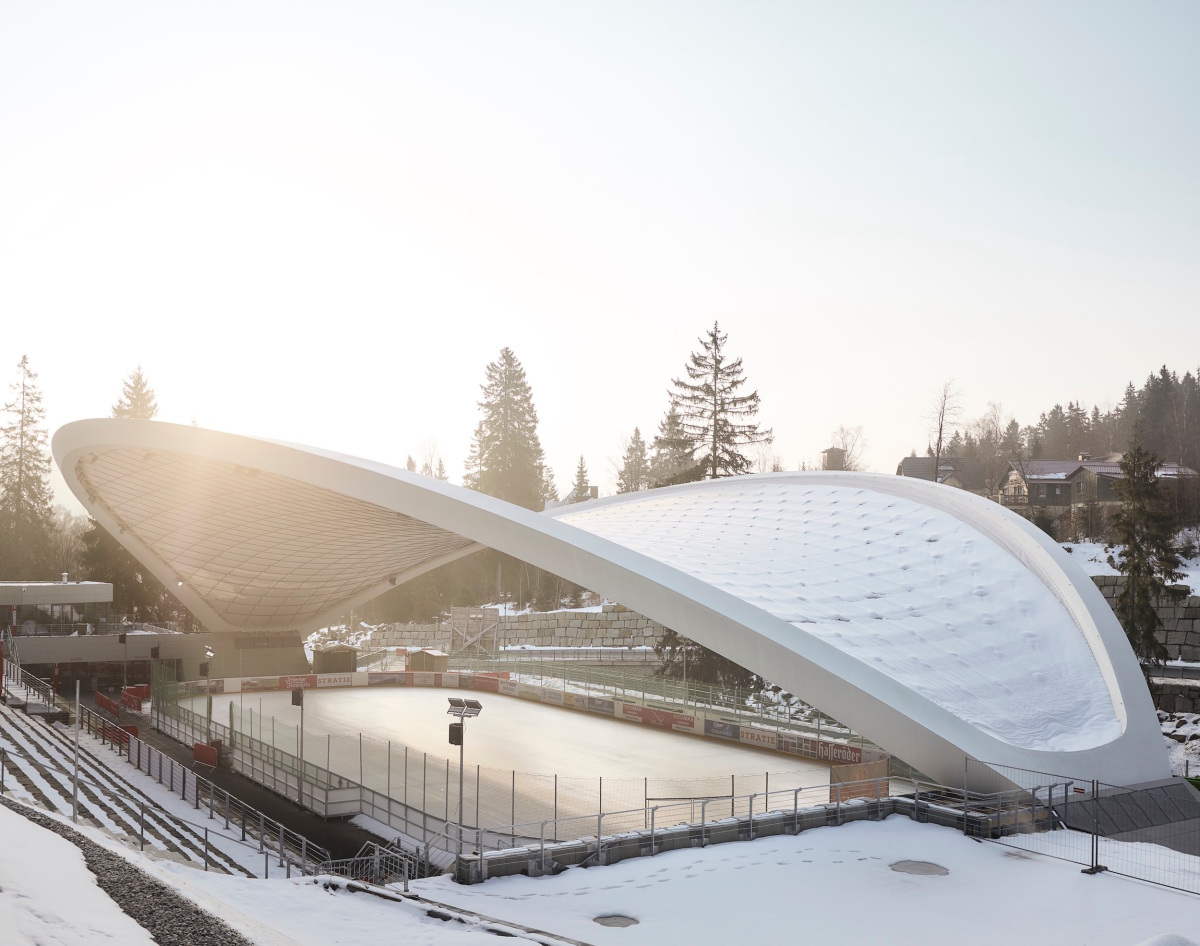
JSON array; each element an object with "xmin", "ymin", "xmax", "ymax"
[
  {"xmin": 829, "ymin": 425, "xmax": 867, "ymax": 472},
  {"xmin": 927, "ymin": 381, "xmax": 964, "ymax": 478}
]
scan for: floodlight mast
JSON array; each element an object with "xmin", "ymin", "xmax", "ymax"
[{"xmin": 447, "ymin": 697, "xmax": 483, "ymax": 867}]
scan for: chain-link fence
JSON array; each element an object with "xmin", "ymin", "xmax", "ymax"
[{"xmin": 967, "ymin": 760, "xmax": 1200, "ymax": 896}]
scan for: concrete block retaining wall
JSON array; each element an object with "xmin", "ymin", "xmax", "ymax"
[
  {"xmin": 371, "ymin": 604, "xmax": 667, "ymax": 650},
  {"xmin": 1090, "ymin": 576, "xmax": 1200, "ymax": 663},
  {"xmin": 1150, "ymin": 680, "xmax": 1200, "ymax": 715}
]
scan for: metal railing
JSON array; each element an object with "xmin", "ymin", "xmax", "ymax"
[
  {"xmin": 450, "ymin": 653, "xmax": 876, "ymax": 751},
  {"xmin": 320, "ymin": 839, "xmax": 421, "ymax": 890},
  {"xmin": 5, "ymin": 663, "xmax": 328, "ymax": 874}
]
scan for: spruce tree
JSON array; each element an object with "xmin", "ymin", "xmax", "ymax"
[
  {"xmin": 671, "ymin": 322, "xmax": 772, "ymax": 479},
  {"xmin": 81, "ymin": 366, "xmax": 173, "ymax": 621},
  {"xmin": 539, "ymin": 464, "xmax": 560, "ymax": 506},
  {"xmin": 1109, "ymin": 441, "xmax": 1185, "ymax": 667},
  {"xmin": 649, "ymin": 401, "xmax": 697, "ymax": 487},
  {"xmin": 566, "ymin": 455, "xmax": 591, "ymax": 504},
  {"xmin": 653, "ymin": 629, "xmax": 762, "ymax": 693},
  {"xmin": 405, "ymin": 455, "xmax": 416, "ymax": 473},
  {"xmin": 0, "ymin": 356, "xmax": 55, "ymax": 578},
  {"xmin": 435, "ymin": 459, "xmax": 449, "ymax": 481},
  {"xmin": 463, "ymin": 348, "xmax": 545, "ymax": 510},
  {"xmin": 112, "ymin": 365, "xmax": 159, "ymax": 419},
  {"xmin": 617, "ymin": 427, "xmax": 650, "ymax": 493}
]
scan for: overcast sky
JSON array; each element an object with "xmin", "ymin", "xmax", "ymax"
[{"xmin": 3, "ymin": 1, "xmax": 1197, "ymax": 511}]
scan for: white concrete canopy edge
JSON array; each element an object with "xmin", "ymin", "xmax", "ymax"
[{"xmin": 52, "ymin": 419, "xmax": 1169, "ymax": 789}]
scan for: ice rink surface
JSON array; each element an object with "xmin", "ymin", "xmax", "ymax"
[{"xmin": 193, "ymin": 686, "xmax": 832, "ymax": 783}]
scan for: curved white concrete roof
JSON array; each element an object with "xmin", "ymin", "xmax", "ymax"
[{"xmin": 53, "ymin": 419, "xmax": 1169, "ymax": 788}]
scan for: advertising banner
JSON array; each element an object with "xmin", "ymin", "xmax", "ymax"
[
  {"xmin": 366, "ymin": 672, "xmax": 408, "ymax": 686},
  {"xmin": 280, "ymin": 674, "xmax": 316, "ymax": 690},
  {"xmin": 585, "ymin": 696, "xmax": 615, "ymax": 716},
  {"xmin": 442, "ymin": 673, "xmax": 458, "ymax": 688},
  {"xmin": 499, "ymin": 679, "xmax": 519, "ymax": 697},
  {"xmin": 316, "ymin": 673, "xmax": 353, "ymax": 688},
  {"xmin": 412, "ymin": 672, "xmax": 436, "ymax": 688},
  {"xmin": 737, "ymin": 727, "xmax": 777, "ymax": 750},
  {"xmin": 704, "ymin": 720, "xmax": 741, "ymax": 741},
  {"xmin": 562, "ymin": 692, "xmax": 577, "ymax": 709},
  {"xmin": 829, "ymin": 758, "xmax": 889, "ymax": 802},
  {"xmin": 240, "ymin": 676, "xmax": 280, "ymax": 693},
  {"xmin": 540, "ymin": 689, "xmax": 564, "ymax": 706},
  {"xmin": 472, "ymin": 675, "xmax": 500, "ymax": 693}
]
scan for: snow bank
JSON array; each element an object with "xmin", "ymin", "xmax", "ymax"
[{"xmin": 1063, "ymin": 540, "xmax": 1200, "ymax": 595}]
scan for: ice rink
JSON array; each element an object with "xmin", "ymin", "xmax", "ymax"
[{"xmin": 191, "ymin": 686, "xmax": 832, "ymax": 784}]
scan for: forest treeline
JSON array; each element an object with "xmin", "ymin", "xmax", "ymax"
[{"xmin": 1, "ymin": 345, "xmax": 1196, "ymax": 628}]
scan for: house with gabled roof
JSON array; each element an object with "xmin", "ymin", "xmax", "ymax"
[{"xmin": 895, "ymin": 456, "xmax": 989, "ymax": 496}]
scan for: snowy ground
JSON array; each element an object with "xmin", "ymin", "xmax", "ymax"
[
  {"xmin": 7, "ymin": 803, "xmax": 1200, "ymax": 946},
  {"xmin": 1065, "ymin": 539, "xmax": 1200, "ymax": 594},
  {"xmin": 1162, "ymin": 712, "xmax": 1200, "ymax": 778}
]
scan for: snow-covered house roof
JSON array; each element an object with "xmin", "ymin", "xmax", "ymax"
[{"xmin": 53, "ymin": 419, "xmax": 1168, "ymax": 790}]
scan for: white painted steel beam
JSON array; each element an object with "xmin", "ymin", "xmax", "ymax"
[{"xmin": 52, "ymin": 420, "xmax": 1169, "ymax": 789}]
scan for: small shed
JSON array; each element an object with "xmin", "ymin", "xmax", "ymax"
[
  {"xmin": 313, "ymin": 643, "xmax": 357, "ymax": 674},
  {"xmin": 408, "ymin": 649, "xmax": 449, "ymax": 673}
]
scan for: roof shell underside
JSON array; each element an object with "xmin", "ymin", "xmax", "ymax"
[
  {"xmin": 75, "ymin": 448, "xmax": 474, "ymax": 630},
  {"xmin": 555, "ymin": 481, "xmax": 1120, "ymax": 753}
]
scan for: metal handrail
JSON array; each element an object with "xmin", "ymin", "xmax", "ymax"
[{"xmin": 9, "ymin": 664, "xmax": 329, "ymax": 872}]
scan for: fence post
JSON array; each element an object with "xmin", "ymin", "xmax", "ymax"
[
  {"xmin": 793, "ymin": 787, "xmax": 800, "ymax": 833},
  {"xmin": 650, "ymin": 806, "xmax": 659, "ymax": 855},
  {"xmin": 259, "ymin": 812, "xmax": 265, "ymax": 853},
  {"xmin": 701, "ymin": 798, "xmax": 709, "ymax": 847},
  {"xmin": 963, "ymin": 757, "xmax": 969, "ymax": 836},
  {"xmin": 204, "ymin": 828, "xmax": 209, "ymax": 872},
  {"xmin": 749, "ymin": 794, "xmax": 756, "ymax": 841},
  {"xmin": 140, "ymin": 802, "xmax": 145, "ymax": 851},
  {"xmin": 279, "ymin": 822, "xmax": 285, "ymax": 867}
]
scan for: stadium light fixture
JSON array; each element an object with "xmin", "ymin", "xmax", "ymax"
[{"xmin": 447, "ymin": 697, "xmax": 484, "ymax": 865}]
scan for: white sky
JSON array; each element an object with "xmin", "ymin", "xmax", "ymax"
[{"xmin": 2, "ymin": 1, "xmax": 1197, "ymax": 511}]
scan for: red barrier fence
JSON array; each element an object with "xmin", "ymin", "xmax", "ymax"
[
  {"xmin": 100, "ymin": 724, "xmax": 137, "ymax": 747},
  {"xmin": 193, "ymin": 742, "xmax": 219, "ymax": 767},
  {"xmin": 120, "ymin": 689, "xmax": 144, "ymax": 711},
  {"xmin": 94, "ymin": 691, "xmax": 122, "ymax": 717}
]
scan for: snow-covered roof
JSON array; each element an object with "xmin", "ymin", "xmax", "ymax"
[{"xmin": 52, "ymin": 419, "xmax": 1169, "ymax": 790}]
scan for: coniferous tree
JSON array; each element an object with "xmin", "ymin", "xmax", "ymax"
[
  {"xmin": 435, "ymin": 459, "xmax": 449, "ymax": 481},
  {"xmin": 653, "ymin": 629, "xmax": 762, "ymax": 693},
  {"xmin": 1109, "ymin": 441, "xmax": 1185, "ymax": 668},
  {"xmin": 0, "ymin": 356, "xmax": 55, "ymax": 578},
  {"xmin": 649, "ymin": 402, "xmax": 697, "ymax": 487},
  {"xmin": 565, "ymin": 455, "xmax": 591, "ymax": 504},
  {"xmin": 81, "ymin": 367, "xmax": 179, "ymax": 623},
  {"xmin": 671, "ymin": 322, "xmax": 772, "ymax": 479},
  {"xmin": 405, "ymin": 455, "xmax": 416, "ymax": 473},
  {"xmin": 463, "ymin": 348, "xmax": 545, "ymax": 510},
  {"xmin": 111, "ymin": 366, "xmax": 159, "ymax": 419},
  {"xmin": 617, "ymin": 427, "xmax": 650, "ymax": 493},
  {"xmin": 540, "ymin": 464, "xmax": 560, "ymax": 506}
]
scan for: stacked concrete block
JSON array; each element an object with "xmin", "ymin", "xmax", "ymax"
[
  {"xmin": 1091, "ymin": 576, "xmax": 1200, "ymax": 663},
  {"xmin": 372, "ymin": 604, "xmax": 668, "ymax": 650}
]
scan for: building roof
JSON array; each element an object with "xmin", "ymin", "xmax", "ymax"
[
  {"xmin": 1005, "ymin": 458, "xmax": 1198, "ymax": 483},
  {"xmin": 895, "ymin": 456, "xmax": 986, "ymax": 490},
  {"xmin": 52, "ymin": 419, "xmax": 1167, "ymax": 790}
]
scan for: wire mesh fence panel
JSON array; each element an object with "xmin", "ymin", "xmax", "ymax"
[{"xmin": 1093, "ymin": 779, "xmax": 1200, "ymax": 895}]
